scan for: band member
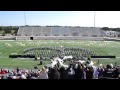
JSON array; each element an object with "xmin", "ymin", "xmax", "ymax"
[{"xmin": 40, "ymin": 60, "xmax": 43, "ymax": 65}]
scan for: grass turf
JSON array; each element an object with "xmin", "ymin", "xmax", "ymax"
[{"xmin": 0, "ymin": 40, "xmax": 120, "ymax": 69}]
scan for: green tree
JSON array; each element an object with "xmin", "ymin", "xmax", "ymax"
[
  {"xmin": 2, "ymin": 31, "xmax": 5, "ymax": 36},
  {"xmin": 118, "ymin": 34, "xmax": 120, "ymax": 37},
  {"xmin": 0, "ymin": 26, "xmax": 2, "ymax": 30},
  {"xmin": 101, "ymin": 27, "xmax": 109, "ymax": 30},
  {"xmin": 4, "ymin": 27, "xmax": 11, "ymax": 33}
]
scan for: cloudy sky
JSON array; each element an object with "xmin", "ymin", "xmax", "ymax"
[{"xmin": 0, "ymin": 11, "xmax": 120, "ymax": 28}]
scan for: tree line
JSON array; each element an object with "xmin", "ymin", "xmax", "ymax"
[
  {"xmin": 0, "ymin": 26, "xmax": 120, "ymax": 36},
  {"xmin": 101, "ymin": 27, "xmax": 120, "ymax": 32},
  {"xmin": 0, "ymin": 26, "xmax": 19, "ymax": 36}
]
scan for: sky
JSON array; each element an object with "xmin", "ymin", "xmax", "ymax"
[{"xmin": 0, "ymin": 11, "xmax": 120, "ymax": 28}]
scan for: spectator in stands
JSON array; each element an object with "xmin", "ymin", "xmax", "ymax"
[
  {"xmin": 113, "ymin": 68, "xmax": 119, "ymax": 78},
  {"xmin": 86, "ymin": 67, "xmax": 93, "ymax": 79},
  {"xmin": 67, "ymin": 64, "xmax": 75, "ymax": 79},
  {"xmin": 0, "ymin": 69, "xmax": 6, "ymax": 74},
  {"xmin": 1, "ymin": 59, "xmax": 120, "ymax": 79},
  {"xmin": 20, "ymin": 74, "xmax": 27, "ymax": 79},
  {"xmin": 1, "ymin": 75, "xmax": 5, "ymax": 79},
  {"xmin": 98, "ymin": 68, "xmax": 103, "ymax": 79},
  {"xmin": 74, "ymin": 64, "xmax": 84, "ymax": 79},
  {"xmin": 93, "ymin": 66, "xmax": 98, "ymax": 79},
  {"xmin": 26, "ymin": 73, "xmax": 32, "ymax": 79},
  {"xmin": 102, "ymin": 65, "xmax": 113, "ymax": 78},
  {"xmin": 44, "ymin": 66, "xmax": 49, "ymax": 73},
  {"xmin": 48, "ymin": 67, "xmax": 60, "ymax": 79},
  {"xmin": 59, "ymin": 67, "xmax": 66, "ymax": 79},
  {"xmin": 39, "ymin": 67, "xmax": 48, "ymax": 79}
]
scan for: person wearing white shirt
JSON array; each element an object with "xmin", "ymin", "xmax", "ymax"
[{"xmin": 39, "ymin": 67, "xmax": 48, "ymax": 79}]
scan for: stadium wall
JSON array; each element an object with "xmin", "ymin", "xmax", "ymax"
[
  {"xmin": 103, "ymin": 37, "xmax": 120, "ymax": 41},
  {"xmin": 16, "ymin": 36, "xmax": 104, "ymax": 40},
  {"xmin": 1, "ymin": 36, "xmax": 120, "ymax": 41},
  {"xmin": 0, "ymin": 36, "xmax": 16, "ymax": 40}
]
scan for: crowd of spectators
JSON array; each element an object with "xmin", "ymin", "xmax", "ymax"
[{"xmin": 0, "ymin": 61, "xmax": 120, "ymax": 79}]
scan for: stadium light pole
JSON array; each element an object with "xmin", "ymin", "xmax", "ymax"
[
  {"xmin": 24, "ymin": 11, "xmax": 26, "ymax": 26},
  {"xmin": 22, "ymin": 11, "xmax": 26, "ymax": 37},
  {"xmin": 94, "ymin": 11, "xmax": 96, "ymax": 27}
]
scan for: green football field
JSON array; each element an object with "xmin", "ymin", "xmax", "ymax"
[{"xmin": 0, "ymin": 40, "xmax": 120, "ymax": 69}]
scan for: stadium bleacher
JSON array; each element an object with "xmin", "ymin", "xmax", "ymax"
[
  {"xmin": 32, "ymin": 27, "xmax": 42, "ymax": 36},
  {"xmin": 16, "ymin": 26, "xmax": 107, "ymax": 40},
  {"xmin": 60, "ymin": 27, "xmax": 70, "ymax": 36},
  {"xmin": 42, "ymin": 27, "xmax": 51, "ymax": 36}
]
